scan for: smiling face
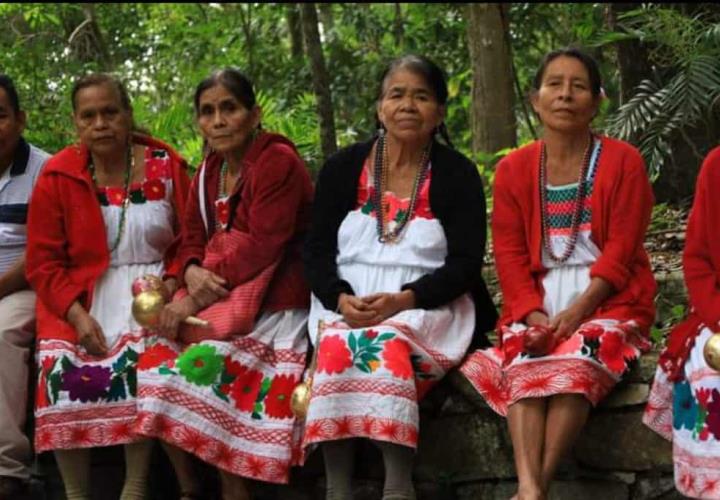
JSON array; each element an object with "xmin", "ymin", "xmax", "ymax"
[
  {"xmin": 531, "ymin": 55, "xmax": 600, "ymax": 134},
  {"xmin": 73, "ymin": 82, "xmax": 133, "ymax": 155},
  {"xmin": 377, "ymin": 68, "xmax": 445, "ymax": 145},
  {"xmin": 196, "ymin": 83, "xmax": 261, "ymax": 155}
]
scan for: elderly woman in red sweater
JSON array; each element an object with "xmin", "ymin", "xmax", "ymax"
[
  {"xmin": 644, "ymin": 147, "xmax": 720, "ymax": 499},
  {"xmin": 133, "ymin": 68, "xmax": 313, "ymax": 500},
  {"xmin": 26, "ymin": 74, "xmax": 190, "ymax": 499},
  {"xmin": 460, "ymin": 48, "xmax": 656, "ymax": 500}
]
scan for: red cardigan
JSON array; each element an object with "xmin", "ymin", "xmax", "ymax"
[
  {"xmin": 492, "ymin": 135, "xmax": 656, "ymax": 340},
  {"xmin": 26, "ymin": 134, "xmax": 190, "ymax": 342},
  {"xmin": 177, "ymin": 132, "xmax": 313, "ymax": 312},
  {"xmin": 659, "ymin": 147, "xmax": 720, "ymax": 380}
]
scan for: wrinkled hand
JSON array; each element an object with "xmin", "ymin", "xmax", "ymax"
[
  {"xmin": 156, "ymin": 296, "xmax": 199, "ymax": 340},
  {"xmin": 362, "ymin": 290, "xmax": 415, "ymax": 322},
  {"xmin": 549, "ymin": 305, "xmax": 585, "ymax": 343},
  {"xmin": 67, "ymin": 304, "xmax": 107, "ymax": 356},
  {"xmin": 338, "ymin": 293, "xmax": 381, "ymax": 329},
  {"xmin": 163, "ymin": 278, "xmax": 178, "ymax": 300},
  {"xmin": 184, "ymin": 265, "xmax": 228, "ymax": 307}
]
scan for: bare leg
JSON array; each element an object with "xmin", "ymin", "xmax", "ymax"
[
  {"xmin": 219, "ymin": 469, "xmax": 251, "ymax": 500},
  {"xmin": 161, "ymin": 442, "xmax": 201, "ymax": 499},
  {"xmin": 540, "ymin": 394, "xmax": 591, "ymax": 494},
  {"xmin": 507, "ymin": 398, "xmax": 547, "ymax": 500}
]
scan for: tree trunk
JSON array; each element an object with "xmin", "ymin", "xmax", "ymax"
[
  {"xmin": 466, "ymin": 3, "xmax": 516, "ymax": 155},
  {"xmin": 393, "ymin": 3, "xmax": 404, "ymax": 48},
  {"xmin": 607, "ymin": 3, "xmax": 654, "ymax": 105},
  {"xmin": 300, "ymin": 3, "xmax": 337, "ymax": 160},
  {"xmin": 286, "ymin": 4, "xmax": 303, "ymax": 60}
]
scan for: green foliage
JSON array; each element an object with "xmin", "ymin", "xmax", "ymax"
[{"xmin": 605, "ymin": 5, "xmax": 720, "ymax": 179}]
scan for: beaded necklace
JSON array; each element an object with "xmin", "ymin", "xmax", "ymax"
[
  {"xmin": 372, "ymin": 131, "xmax": 430, "ymax": 244},
  {"xmin": 539, "ymin": 134, "xmax": 596, "ymax": 264},
  {"xmin": 90, "ymin": 145, "xmax": 134, "ymax": 253}
]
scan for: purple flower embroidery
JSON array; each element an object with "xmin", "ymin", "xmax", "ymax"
[{"xmin": 62, "ymin": 365, "xmax": 112, "ymax": 402}]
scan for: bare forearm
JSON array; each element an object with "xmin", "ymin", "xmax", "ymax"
[
  {"xmin": 574, "ymin": 277, "xmax": 614, "ymax": 318},
  {"xmin": 0, "ymin": 255, "xmax": 29, "ymax": 299}
]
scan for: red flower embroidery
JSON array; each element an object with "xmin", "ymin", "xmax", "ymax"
[
  {"xmin": 382, "ymin": 338, "xmax": 413, "ymax": 380},
  {"xmin": 106, "ymin": 187, "xmax": 126, "ymax": 206},
  {"xmin": 221, "ymin": 358, "xmax": 247, "ymax": 394},
  {"xmin": 501, "ymin": 334, "xmax": 525, "ymax": 366},
  {"xmin": 146, "ymin": 159, "xmax": 170, "ymax": 180},
  {"xmin": 215, "ymin": 199, "xmax": 230, "ymax": 227},
  {"xmin": 706, "ymin": 389, "xmax": 720, "ymax": 440},
  {"xmin": 697, "ymin": 387, "xmax": 713, "ymax": 409},
  {"xmin": 143, "ymin": 178, "xmax": 166, "ymax": 201},
  {"xmin": 578, "ymin": 324, "xmax": 605, "ymax": 340},
  {"xmin": 365, "ymin": 329, "xmax": 379, "ymax": 340},
  {"xmin": 317, "ymin": 335, "xmax": 353, "ymax": 375},
  {"xmin": 553, "ymin": 333, "xmax": 583, "ymax": 355},
  {"xmin": 597, "ymin": 330, "xmax": 637, "ymax": 374},
  {"xmin": 265, "ymin": 374, "xmax": 297, "ymax": 419},
  {"xmin": 138, "ymin": 344, "xmax": 177, "ymax": 370},
  {"xmin": 230, "ymin": 369, "xmax": 263, "ymax": 412}
]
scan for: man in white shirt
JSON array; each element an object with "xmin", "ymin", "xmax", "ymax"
[{"xmin": 0, "ymin": 74, "xmax": 50, "ymax": 499}]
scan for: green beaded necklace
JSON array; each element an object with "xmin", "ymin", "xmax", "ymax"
[{"xmin": 90, "ymin": 145, "xmax": 134, "ymax": 253}]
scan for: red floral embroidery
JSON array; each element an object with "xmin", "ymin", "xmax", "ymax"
[
  {"xmin": 265, "ymin": 374, "xmax": 297, "ymax": 419},
  {"xmin": 697, "ymin": 387, "xmax": 713, "ymax": 409},
  {"xmin": 553, "ymin": 333, "xmax": 583, "ymax": 355},
  {"xmin": 706, "ymin": 389, "xmax": 720, "ymax": 440},
  {"xmin": 215, "ymin": 199, "xmax": 230, "ymax": 227},
  {"xmin": 501, "ymin": 334, "xmax": 525, "ymax": 366},
  {"xmin": 382, "ymin": 338, "xmax": 413, "ymax": 380},
  {"xmin": 106, "ymin": 187, "xmax": 126, "ymax": 206},
  {"xmin": 578, "ymin": 324, "xmax": 605, "ymax": 340},
  {"xmin": 146, "ymin": 159, "xmax": 170, "ymax": 180},
  {"xmin": 365, "ymin": 329, "xmax": 379, "ymax": 340},
  {"xmin": 221, "ymin": 358, "xmax": 247, "ymax": 395},
  {"xmin": 138, "ymin": 344, "xmax": 176, "ymax": 370},
  {"xmin": 143, "ymin": 178, "xmax": 166, "ymax": 201},
  {"xmin": 317, "ymin": 335, "xmax": 353, "ymax": 375},
  {"xmin": 230, "ymin": 369, "xmax": 263, "ymax": 412},
  {"xmin": 597, "ymin": 330, "xmax": 637, "ymax": 374}
]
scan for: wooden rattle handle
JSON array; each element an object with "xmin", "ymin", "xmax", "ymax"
[{"xmin": 183, "ymin": 316, "xmax": 209, "ymax": 327}]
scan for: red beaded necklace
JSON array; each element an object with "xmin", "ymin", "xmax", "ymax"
[{"xmin": 539, "ymin": 134, "xmax": 595, "ymax": 264}]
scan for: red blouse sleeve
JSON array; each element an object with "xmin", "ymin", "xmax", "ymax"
[
  {"xmin": 589, "ymin": 147, "xmax": 654, "ymax": 291},
  {"xmin": 26, "ymin": 172, "xmax": 86, "ymax": 318},
  {"xmin": 492, "ymin": 157, "xmax": 545, "ymax": 323},
  {"xmin": 683, "ymin": 150, "xmax": 720, "ymax": 328}
]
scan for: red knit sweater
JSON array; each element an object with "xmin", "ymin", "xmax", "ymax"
[
  {"xmin": 177, "ymin": 132, "xmax": 313, "ymax": 313},
  {"xmin": 26, "ymin": 134, "xmax": 191, "ymax": 342},
  {"xmin": 659, "ymin": 146, "xmax": 720, "ymax": 379},
  {"xmin": 492, "ymin": 135, "xmax": 656, "ymax": 339}
]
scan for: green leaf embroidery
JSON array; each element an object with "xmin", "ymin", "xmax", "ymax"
[
  {"xmin": 126, "ymin": 349, "xmax": 139, "ymax": 362},
  {"xmin": 158, "ymin": 365, "xmax": 177, "ymax": 375},
  {"xmin": 126, "ymin": 370, "xmax": 137, "ymax": 397},
  {"xmin": 212, "ymin": 385, "xmax": 229, "ymax": 402},
  {"xmin": 348, "ymin": 332, "xmax": 357, "ymax": 353},
  {"xmin": 113, "ymin": 353, "xmax": 128, "ymax": 373},
  {"xmin": 358, "ymin": 334, "xmax": 371, "ymax": 348},
  {"xmin": 49, "ymin": 372, "xmax": 62, "ymax": 404},
  {"xmin": 360, "ymin": 353, "xmax": 379, "ymax": 364},
  {"xmin": 60, "ymin": 356, "xmax": 74, "ymax": 372},
  {"xmin": 355, "ymin": 363, "xmax": 371, "ymax": 373},
  {"xmin": 256, "ymin": 377, "xmax": 272, "ymax": 402},
  {"xmin": 377, "ymin": 333, "xmax": 395, "ymax": 342},
  {"xmin": 220, "ymin": 371, "xmax": 236, "ymax": 385},
  {"xmin": 364, "ymin": 346, "xmax": 382, "ymax": 355},
  {"xmin": 107, "ymin": 376, "xmax": 127, "ymax": 402}
]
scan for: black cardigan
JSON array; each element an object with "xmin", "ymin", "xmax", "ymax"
[{"xmin": 303, "ymin": 137, "xmax": 497, "ymax": 345}]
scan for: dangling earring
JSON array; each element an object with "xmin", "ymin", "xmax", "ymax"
[{"xmin": 378, "ymin": 124, "xmax": 386, "ymax": 138}]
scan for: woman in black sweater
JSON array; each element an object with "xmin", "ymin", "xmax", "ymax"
[{"xmin": 301, "ymin": 55, "xmax": 496, "ymax": 500}]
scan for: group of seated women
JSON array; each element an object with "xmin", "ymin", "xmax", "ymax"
[{"xmin": 16, "ymin": 47, "xmax": 720, "ymax": 500}]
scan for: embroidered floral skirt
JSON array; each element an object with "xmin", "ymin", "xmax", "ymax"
[
  {"xmin": 302, "ymin": 295, "xmax": 475, "ymax": 454},
  {"xmin": 134, "ymin": 309, "xmax": 308, "ymax": 484},
  {"xmin": 35, "ymin": 332, "xmax": 145, "ymax": 452},
  {"xmin": 460, "ymin": 319, "xmax": 649, "ymax": 416},
  {"xmin": 644, "ymin": 327, "xmax": 720, "ymax": 499}
]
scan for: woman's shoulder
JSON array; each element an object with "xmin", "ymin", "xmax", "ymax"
[{"xmin": 698, "ymin": 146, "xmax": 720, "ymax": 182}]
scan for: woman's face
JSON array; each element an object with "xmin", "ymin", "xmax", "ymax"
[
  {"xmin": 73, "ymin": 83, "xmax": 133, "ymax": 155},
  {"xmin": 196, "ymin": 84, "xmax": 260, "ymax": 155},
  {"xmin": 531, "ymin": 55, "xmax": 600, "ymax": 133},
  {"xmin": 377, "ymin": 68, "xmax": 445, "ymax": 145}
]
